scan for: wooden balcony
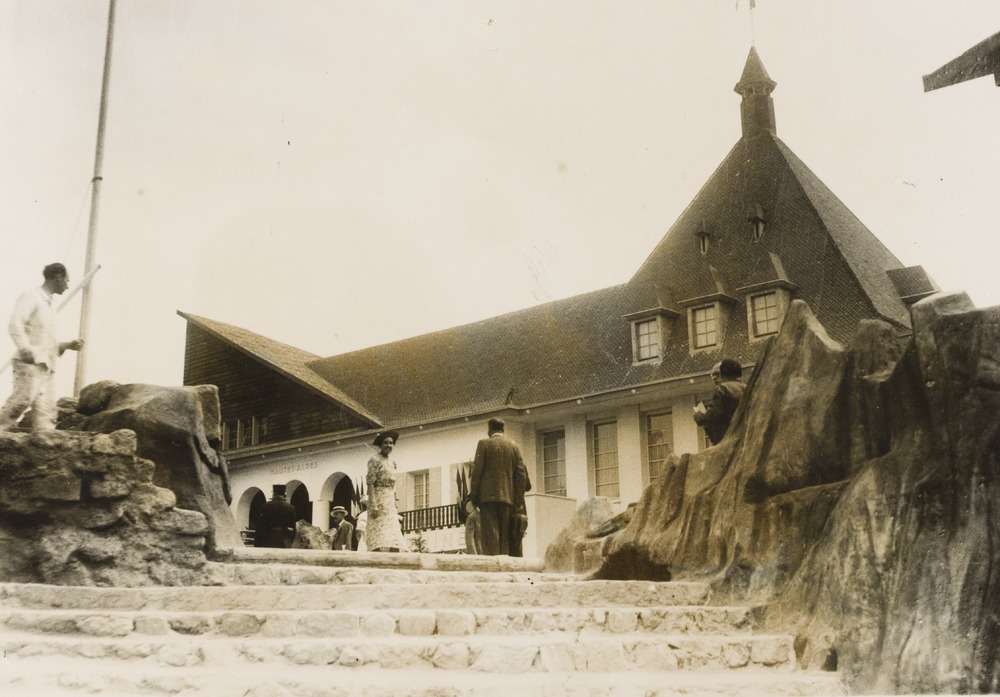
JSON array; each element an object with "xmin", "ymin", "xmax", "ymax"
[{"xmin": 400, "ymin": 503, "xmax": 460, "ymax": 533}]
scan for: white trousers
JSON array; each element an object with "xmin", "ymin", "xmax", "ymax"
[{"xmin": 0, "ymin": 361, "xmax": 57, "ymax": 431}]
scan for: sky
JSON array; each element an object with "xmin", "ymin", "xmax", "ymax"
[{"xmin": 1, "ymin": 1, "xmax": 998, "ymax": 402}]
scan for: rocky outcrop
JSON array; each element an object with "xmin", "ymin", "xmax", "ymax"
[
  {"xmin": 0, "ymin": 429, "xmax": 210, "ymax": 586},
  {"xmin": 544, "ymin": 497, "xmax": 618, "ymax": 573},
  {"xmin": 63, "ymin": 382, "xmax": 241, "ymax": 551},
  {"xmin": 580, "ymin": 295, "xmax": 1000, "ymax": 693},
  {"xmin": 292, "ymin": 520, "xmax": 336, "ymax": 550}
]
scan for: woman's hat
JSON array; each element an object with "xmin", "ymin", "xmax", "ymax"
[{"xmin": 372, "ymin": 430, "xmax": 399, "ymax": 447}]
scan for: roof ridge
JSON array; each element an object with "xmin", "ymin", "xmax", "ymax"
[{"xmin": 178, "ymin": 311, "xmax": 322, "ymax": 360}]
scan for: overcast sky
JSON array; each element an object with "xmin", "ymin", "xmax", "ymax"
[{"xmin": 1, "ymin": 1, "xmax": 998, "ymax": 402}]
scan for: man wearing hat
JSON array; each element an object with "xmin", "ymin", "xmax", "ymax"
[
  {"xmin": 329, "ymin": 505, "xmax": 354, "ymax": 551},
  {"xmin": 254, "ymin": 484, "xmax": 297, "ymax": 548}
]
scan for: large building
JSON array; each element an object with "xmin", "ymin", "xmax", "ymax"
[{"xmin": 181, "ymin": 48, "xmax": 935, "ymax": 555}]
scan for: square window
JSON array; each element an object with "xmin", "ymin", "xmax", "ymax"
[
  {"xmin": 692, "ymin": 304, "xmax": 718, "ymax": 349},
  {"xmin": 635, "ymin": 319, "xmax": 660, "ymax": 361}
]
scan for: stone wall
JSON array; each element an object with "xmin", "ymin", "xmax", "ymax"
[
  {"xmin": 0, "ymin": 429, "xmax": 210, "ymax": 586},
  {"xmin": 563, "ymin": 294, "xmax": 1000, "ymax": 694}
]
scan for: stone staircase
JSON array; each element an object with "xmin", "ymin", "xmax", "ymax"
[{"xmin": 0, "ymin": 550, "xmax": 843, "ymax": 697}]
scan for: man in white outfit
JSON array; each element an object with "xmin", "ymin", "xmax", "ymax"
[{"xmin": 0, "ymin": 263, "xmax": 83, "ymax": 431}]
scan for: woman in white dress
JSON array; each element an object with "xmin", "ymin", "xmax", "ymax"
[{"xmin": 365, "ymin": 431, "xmax": 404, "ymax": 552}]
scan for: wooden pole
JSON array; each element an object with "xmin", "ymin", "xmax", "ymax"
[{"xmin": 74, "ymin": 0, "xmax": 117, "ymax": 397}]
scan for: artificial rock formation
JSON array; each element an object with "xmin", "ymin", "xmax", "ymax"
[
  {"xmin": 577, "ymin": 295, "xmax": 1000, "ymax": 694},
  {"xmin": 292, "ymin": 519, "xmax": 337, "ymax": 550},
  {"xmin": 545, "ymin": 497, "xmax": 630, "ymax": 576},
  {"xmin": 0, "ymin": 429, "xmax": 210, "ymax": 586},
  {"xmin": 63, "ymin": 381, "xmax": 242, "ymax": 551}
]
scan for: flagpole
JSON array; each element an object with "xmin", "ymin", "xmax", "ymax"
[{"xmin": 74, "ymin": 0, "xmax": 117, "ymax": 397}]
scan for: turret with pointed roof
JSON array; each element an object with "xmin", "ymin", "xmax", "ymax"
[{"xmin": 735, "ymin": 46, "xmax": 777, "ymax": 138}]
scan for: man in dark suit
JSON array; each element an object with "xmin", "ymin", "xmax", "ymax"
[
  {"xmin": 254, "ymin": 484, "xmax": 297, "ymax": 548},
  {"xmin": 470, "ymin": 417, "xmax": 526, "ymax": 556}
]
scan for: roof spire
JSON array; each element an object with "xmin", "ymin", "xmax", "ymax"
[{"xmin": 734, "ymin": 47, "xmax": 776, "ymax": 138}]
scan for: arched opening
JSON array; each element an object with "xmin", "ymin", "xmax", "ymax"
[
  {"xmin": 320, "ymin": 472, "xmax": 357, "ymax": 537},
  {"xmin": 333, "ymin": 476, "xmax": 355, "ymax": 513},
  {"xmin": 236, "ymin": 487, "xmax": 266, "ymax": 530},
  {"xmin": 236, "ymin": 487, "xmax": 266, "ymax": 547},
  {"xmin": 287, "ymin": 480, "xmax": 312, "ymax": 524}
]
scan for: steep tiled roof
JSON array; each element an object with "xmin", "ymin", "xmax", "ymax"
[
  {"xmin": 771, "ymin": 136, "xmax": 911, "ymax": 328},
  {"xmin": 178, "ymin": 311, "xmax": 382, "ymax": 427},
  {"xmin": 630, "ymin": 131, "xmax": 911, "ymax": 339}
]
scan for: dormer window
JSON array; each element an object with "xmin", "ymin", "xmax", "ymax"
[
  {"xmin": 749, "ymin": 203, "xmax": 766, "ymax": 241},
  {"xmin": 749, "ymin": 292, "xmax": 780, "ymax": 337},
  {"xmin": 691, "ymin": 304, "xmax": 719, "ymax": 349},
  {"xmin": 635, "ymin": 319, "xmax": 660, "ymax": 361},
  {"xmin": 695, "ymin": 227, "xmax": 711, "ymax": 255},
  {"xmin": 679, "ymin": 270, "xmax": 738, "ymax": 356},
  {"xmin": 736, "ymin": 253, "xmax": 797, "ymax": 342},
  {"xmin": 624, "ymin": 306, "xmax": 679, "ymax": 365}
]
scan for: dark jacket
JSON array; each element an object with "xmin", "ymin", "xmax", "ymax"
[
  {"xmin": 331, "ymin": 520, "xmax": 355, "ymax": 551},
  {"xmin": 254, "ymin": 498, "xmax": 297, "ymax": 548},
  {"xmin": 471, "ymin": 433, "xmax": 525, "ymax": 507},
  {"xmin": 694, "ymin": 379, "xmax": 746, "ymax": 445}
]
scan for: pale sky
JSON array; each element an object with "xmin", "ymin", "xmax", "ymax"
[{"xmin": 1, "ymin": 1, "xmax": 998, "ymax": 402}]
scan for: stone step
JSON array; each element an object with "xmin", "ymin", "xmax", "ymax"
[
  {"xmin": 214, "ymin": 547, "xmax": 546, "ymax": 573},
  {"xmin": 0, "ymin": 604, "xmax": 757, "ymax": 639},
  {"xmin": 0, "ymin": 660, "xmax": 846, "ymax": 697},
  {"xmin": 0, "ymin": 579, "xmax": 711, "ymax": 612},
  {"xmin": 0, "ymin": 631, "xmax": 797, "ymax": 672},
  {"xmin": 214, "ymin": 561, "xmax": 577, "ymax": 586}
]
